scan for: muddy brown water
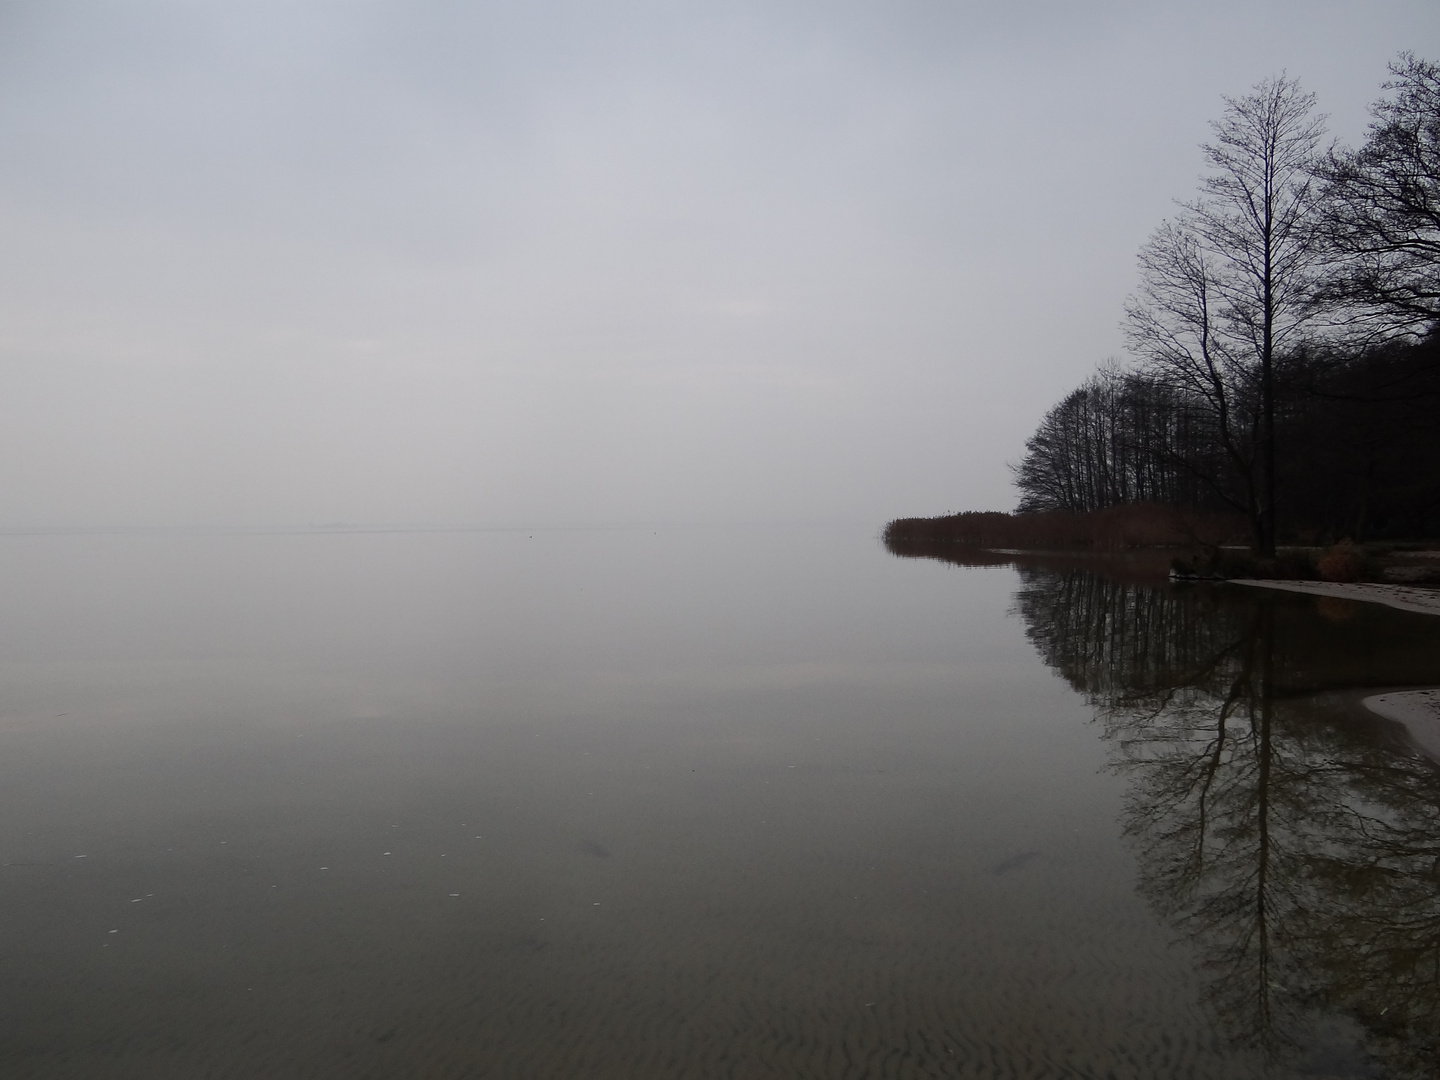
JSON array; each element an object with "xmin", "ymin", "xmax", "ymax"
[{"xmin": 1, "ymin": 526, "xmax": 1438, "ymax": 1078}]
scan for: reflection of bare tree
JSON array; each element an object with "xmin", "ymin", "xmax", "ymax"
[{"xmin": 1015, "ymin": 569, "xmax": 1440, "ymax": 1076}]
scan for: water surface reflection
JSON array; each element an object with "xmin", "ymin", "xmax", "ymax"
[
  {"xmin": 1014, "ymin": 564, "xmax": 1440, "ymax": 1076},
  {"xmin": 3, "ymin": 528, "xmax": 1437, "ymax": 1077}
]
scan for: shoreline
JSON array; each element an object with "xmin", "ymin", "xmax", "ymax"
[{"xmin": 1229, "ymin": 579, "xmax": 1440, "ymax": 618}]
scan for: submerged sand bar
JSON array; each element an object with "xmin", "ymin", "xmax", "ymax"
[{"xmin": 1365, "ymin": 689, "xmax": 1440, "ymax": 763}]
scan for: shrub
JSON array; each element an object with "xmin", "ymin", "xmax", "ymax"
[
  {"xmin": 1317, "ymin": 540, "xmax": 1364, "ymax": 582},
  {"xmin": 883, "ymin": 504, "xmax": 1244, "ymax": 552}
]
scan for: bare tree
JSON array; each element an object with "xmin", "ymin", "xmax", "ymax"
[
  {"xmin": 1124, "ymin": 222, "xmax": 1262, "ymax": 536},
  {"xmin": 1011, "ymin": 362, "xmax": 1221, "ymax": 515},
  {"xmin": 1127, "ymin": 76, "xmax": 1327, "ymax": 555},
  {"xmin": 1315, "ymin": 54, "xmax": 1440, "ymax": 340},
  {"xmin": 1010, "ymin": 66, "xmax": 1440, "ymax": 540}
]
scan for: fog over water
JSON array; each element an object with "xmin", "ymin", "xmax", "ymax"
[{"xmin": 1, "ymin": 1, "xmax": 1436, "ymax": 528}]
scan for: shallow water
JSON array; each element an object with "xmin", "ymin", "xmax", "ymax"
[{"xmin": 1, "ymin": 526, "xmax": 1437, "ymax": 1078}]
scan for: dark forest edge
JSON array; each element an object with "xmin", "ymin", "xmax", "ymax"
[{"xmin": 899, "ymin": 55, "xmax": 1440, "ymax": 568}]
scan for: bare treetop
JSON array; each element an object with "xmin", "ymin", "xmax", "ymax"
[
  {"xmin": 1124, "ymin": 75, "xmax": 1328, "ymax": 555},
  {"xmin": 1186, "ymin": 75, "xmax": 1329, "ymax": 358},
  {"xmin": 1316, "ymin": 54, "xmax": 1440, "ymax": 339}
]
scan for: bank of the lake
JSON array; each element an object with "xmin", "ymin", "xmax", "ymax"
[
  {"xmin": 885, "ymin": 507, "xmax": 1440, "ymax": 585},
  {"xmin": 1231, "ymin": 579, "xmax": 1440, "ymax": 617}
]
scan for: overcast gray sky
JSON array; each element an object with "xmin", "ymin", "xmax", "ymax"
[{"xmin": 1, "ymin": 1, "xmax": 1435, "ymax": 528}]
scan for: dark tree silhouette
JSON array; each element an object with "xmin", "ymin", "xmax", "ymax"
[
  {"xmin": 1316, "ymin": 54, "xmax": 1440, "ymax": 340},
  {"xmin": 1011, "ymin": 365, "xmax": 1224, "ymax": 515},
  {"xmin": 1125, "ymin": 76, "xmax": 1328, "ymax": 555},
  {"xmin": 1009, "ymin": 58, "xmax": 1440, "ymax": 543},
  {"xmin": 1122, "ymin": 225, "xmax": 1265, "ymax": 534},
  {"xmin": 1011, "ymin": 338, "xmax": 1440, "ymax": 540}
]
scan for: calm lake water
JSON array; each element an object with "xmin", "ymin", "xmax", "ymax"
[{"xmin": 2, "ymin": 526, "xmax": 1438, "ymax": 1078}]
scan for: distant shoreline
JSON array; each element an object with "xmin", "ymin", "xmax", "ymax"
[
  {"xmin": 885, "ymin": 507, "xmax": 1440, "ymax": 586},
  {"xmin": 883, "ymin": 504, "xmax": 1240, "ymax": 552}
]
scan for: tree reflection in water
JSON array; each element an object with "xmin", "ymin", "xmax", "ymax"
[{"xmin": 1014, "ymin": 566, "xmax": 1440, "ymax": 1076}]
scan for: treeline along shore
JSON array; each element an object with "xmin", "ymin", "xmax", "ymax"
[
  {"xmin": 882, "ymin": 505, "xmax": 1440, "ymax": 584},
  {"xmin": 899, "ymin": 55, "xmax": 1440, "ymax": 572}
]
